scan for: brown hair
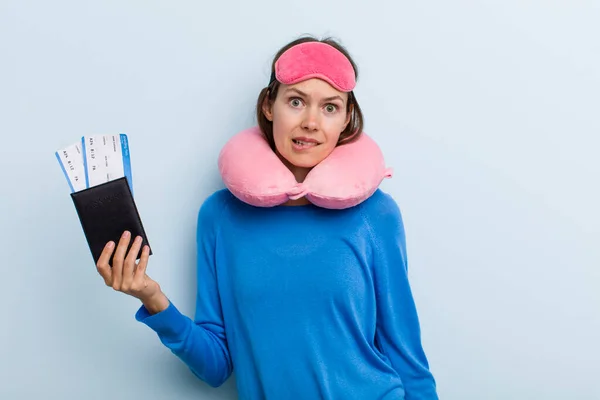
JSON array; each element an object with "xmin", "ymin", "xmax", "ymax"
[{"xmin": 255, "ymin": 35, "xmax": 364, "ymax": 150}]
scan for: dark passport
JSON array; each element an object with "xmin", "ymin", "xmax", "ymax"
[{"xmin": 70, "ymin": 177, "xmax": 152, "ymax": 266}]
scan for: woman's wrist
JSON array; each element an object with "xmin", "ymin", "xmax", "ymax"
[{"xmin": 141, "ymin": 291, "xmax": 170, "ymax": 315}]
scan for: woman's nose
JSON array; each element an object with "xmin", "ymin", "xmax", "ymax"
[{"xmin": 301, "ymin": 108, "xmax": 320, "ymax": 131}]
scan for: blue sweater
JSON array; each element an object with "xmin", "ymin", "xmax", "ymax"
[{"xmin": 135, "ymin": 188, "xmax": 438, "ymax": 399}]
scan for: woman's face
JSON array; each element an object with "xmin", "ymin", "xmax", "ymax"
[{"xmin": 262, "ymin": 78, "xmax": 351, "ymax": 179}]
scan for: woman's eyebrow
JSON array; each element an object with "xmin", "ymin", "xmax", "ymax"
[
  {"xmin": 284, "ymin": 88, "xmax": 344, "ymax": 103},
  {"xmin": 322, "ymin": 95, "xmax": 344, "ymax": 103},
  {"xmin": 284, "ymin": 88, "xmax": 308, "ymax": 97}
]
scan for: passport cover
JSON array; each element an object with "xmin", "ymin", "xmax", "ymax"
[{"xmin": 70, "ymin": 177, "xmax": 152, "ymax": 265}]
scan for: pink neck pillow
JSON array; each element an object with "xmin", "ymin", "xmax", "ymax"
[{"xmin": 218, "ymin": 126, "xmax": 393, "ymax": 209}]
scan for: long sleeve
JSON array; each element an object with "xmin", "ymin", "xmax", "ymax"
[
  {"xmin": 365, "ymin": 192, "xmax": 438, "ymax": 399},
  {"xmin": 135, "ymin": 192, "xmax": 233, "ymax": 387}
]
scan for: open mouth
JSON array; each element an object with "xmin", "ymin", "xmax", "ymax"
[{"xmin": 292, "ymin": 138, "xmax": 319, "ymax": 148}]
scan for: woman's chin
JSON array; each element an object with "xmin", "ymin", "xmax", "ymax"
[
  {"xmin": 284, "ymin": 154, "xmax": 323, "ymax": 169},
  {"xmin": 277, "ymin": 146, "xmax": 334, "ymax": 170}
]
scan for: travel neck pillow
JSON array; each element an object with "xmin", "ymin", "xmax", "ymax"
[{"xmin": 218, "ymin": 126, "xmax": 393, "ymax": 209}]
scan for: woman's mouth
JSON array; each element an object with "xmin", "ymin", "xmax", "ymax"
[{"xmin": 292, "ymin": 138, "xmax": 319, "ymax": 150}]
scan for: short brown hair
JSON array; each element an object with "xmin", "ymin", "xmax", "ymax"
[{"xmin": 255, "ymin": 35, "xmax": 364, "ymax": 151}]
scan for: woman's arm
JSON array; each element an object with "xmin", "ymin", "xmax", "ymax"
[
  {"xmin": 135, "ymin": 192, "xmax": 233, "ymax": 387},
  {"xmin": 365, "ymin": 191, "xmax": 438, "ymax": 400}
]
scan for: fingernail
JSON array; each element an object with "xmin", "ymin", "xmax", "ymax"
[
  {"xmin": 107, "ymin": 241, "xmax": 114, "ymax": 249},
  {"xmin": 135, "ymin": 236, "xmax": 142, "ymax": 243},
  {"xmin": 123, "ymin": 231, "xmax": 130, "ymax": 238}
]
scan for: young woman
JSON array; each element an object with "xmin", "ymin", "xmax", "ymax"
[{"xmin": 95, "ymin": 36, "xmax": 438, "ymax": 399}]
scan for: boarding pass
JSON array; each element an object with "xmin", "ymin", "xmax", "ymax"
[{"xmin": 55, "ymin": 133, "xmax": 134, "ymax": 195}]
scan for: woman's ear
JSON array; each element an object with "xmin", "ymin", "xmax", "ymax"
[
  {"xmin": 343, "ymin": 103, "xmax": 353, "ymax": 131},
  {"xmin": 262, "ymin": 93, "xmax": 273, "ymax": 122}
]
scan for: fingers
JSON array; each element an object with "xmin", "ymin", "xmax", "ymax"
[
  {"xmin": 134, "ymin": 245, "xmax": 150, "ymax": 282},
  {"xmin": 96, "ymin": 241, "xmax": 115, "ymax": 286},
  {"xmin": 96, "ymin": 231, "xmax": 150, "ymax": 297},
  {"xmin": 122, "ymin": 235, "xmax": 143, "ymax": 289},
  {"xmin": 111, "ymin": 231, "xmax": 131, "ymax": 290},
  {"xmin": 125, "ymin": 245, "xmax": 152, "ymax": 296}
]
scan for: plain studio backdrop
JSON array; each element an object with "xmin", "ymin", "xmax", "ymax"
[{"xmin": 1, "ymin": 1, "xmax": 598, "ymax": 399}]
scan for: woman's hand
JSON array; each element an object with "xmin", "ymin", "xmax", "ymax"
[{"xmin": 96, "ymin": 230, "xmax": 169, "ymax": 314}]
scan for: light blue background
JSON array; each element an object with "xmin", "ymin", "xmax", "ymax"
[{"xmin": 1, "ymin": 1, "xmax": 598, "ymax": 399}]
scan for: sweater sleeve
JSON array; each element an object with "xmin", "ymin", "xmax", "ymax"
[
  {"xmin": 366, "ymin": 192, "xmax": 438, "ymax": 399},
  {"xmin": 135, "ymin": 191, "xmax": 233, "ymax": 387}
]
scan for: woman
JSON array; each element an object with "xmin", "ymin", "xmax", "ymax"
[{"xmin": 95, "ymin": 36, "xmax": 438, "ymax": 399}]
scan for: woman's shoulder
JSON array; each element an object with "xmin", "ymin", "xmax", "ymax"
[
  {"xmin": 360, "ymin": 188, "xmax": 403, "ymax": 217},
  {"xmin": 357, "ymin": 189, "xmax": 406, "ymax": 238},
  {"xmin": 201, "ymin": 188, "xmax": 236, "ymax": 208},
  {"xmin": 196, "ymin": 188, "xmax": 236, "ymax": 224}
]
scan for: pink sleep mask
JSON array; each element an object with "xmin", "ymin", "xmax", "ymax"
[
  {"xmin": 218, "ymin": 126, "xmax": 393, "ymax": 209},
  {"xmin": 273, "ymin": 41, "xmax": 356, "ymax": 92}
]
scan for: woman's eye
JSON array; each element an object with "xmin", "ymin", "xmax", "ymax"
[
  {"xmin": 325, "ymin": 104, "xmax": 337, "ymax": 113},
  {"xmin": 290, "ymin": 98, "xmax": 302, "ymax": 107}
]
